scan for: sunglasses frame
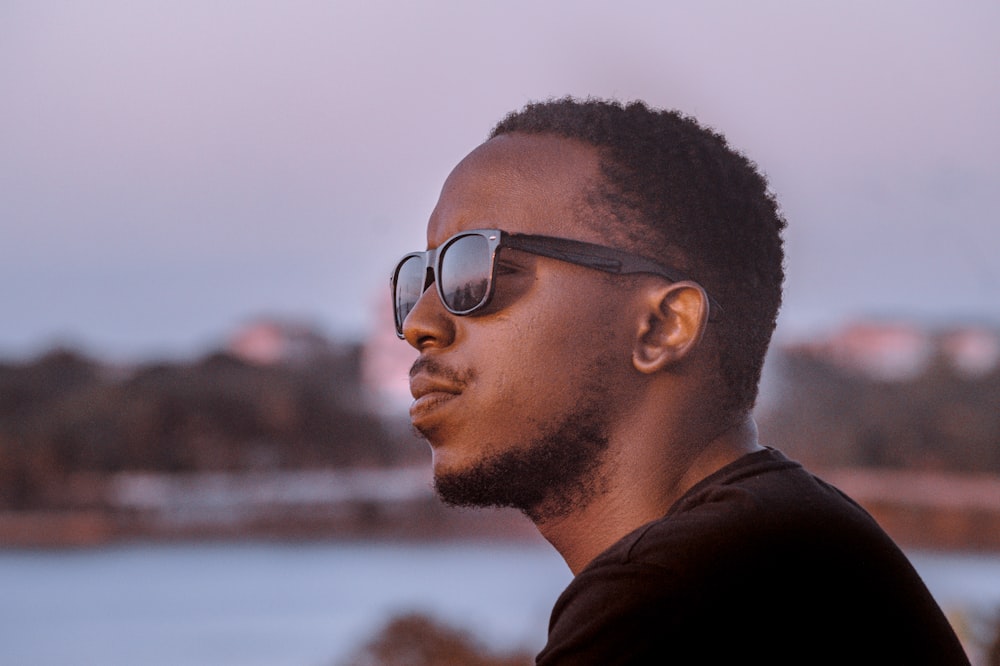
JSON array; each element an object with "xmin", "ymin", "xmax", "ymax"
[{"xmin": 391, "ymin": 228, "xmax": 722, "ymax": 338}]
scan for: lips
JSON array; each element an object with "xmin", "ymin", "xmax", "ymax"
[{"xmin": 408, "ymin": 373, "xmax": 464, "ymax": 427}]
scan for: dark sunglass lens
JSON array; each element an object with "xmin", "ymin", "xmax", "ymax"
[
  {"xmin": 440, "ymin": 234, "xmax": 491, "ymax": 313},
  {"xmin": 394, "ymin": 255, "xmax": 426, "ymax": 331}
]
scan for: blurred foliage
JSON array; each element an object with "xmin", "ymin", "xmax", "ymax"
[
  {"xmin": 338, "ymin": 612, "xmax": 533, "ymax": 666},
  {"xmin": 988, "ymin": 610, "xmax": 1000, "ymax": 666},
  {"xmin": 759, "ymin": 346, "xmax": 1000, "ymax": 473},
  {"xmin": 0, "ymin": 345, "xmax": 417, "ymax": 510}
]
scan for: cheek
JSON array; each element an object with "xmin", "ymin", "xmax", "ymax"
[
  {"xmin": 488, "ymin": 317, "xmax": 611, "ymax": 415},
  {"xmin": 466, "ymin": 342, "xmax": 562, "ymax": 429},
  {"xmin": 467, "ymin": 274, "xmax": 633, "ymax": 422}
]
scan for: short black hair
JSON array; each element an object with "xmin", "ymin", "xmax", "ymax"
[{"xmin": 490, "ymin": 97, "xmax": 786, "ymax": 416}]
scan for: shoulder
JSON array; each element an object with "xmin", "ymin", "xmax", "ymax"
[
  {"xmin": 538, "ymin": 449, "xmax": 970, "ymax": 665},
  {"xmin": 600, "ymin": 448, "xmax": 886, "ymax": 572}
]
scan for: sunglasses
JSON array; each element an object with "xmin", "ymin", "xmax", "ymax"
[{"xmin": 391, "ymin": 228, "xmax": 722, "ymax": 338}]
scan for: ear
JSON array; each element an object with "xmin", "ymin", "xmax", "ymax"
[{"xmin": 632, "ymin": 282, "xmax": 710, "ymax": 374}]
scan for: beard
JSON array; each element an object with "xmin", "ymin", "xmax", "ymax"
[{"xmin": 431, "ymin": 398, "xmax": 612, "ymax": 524}]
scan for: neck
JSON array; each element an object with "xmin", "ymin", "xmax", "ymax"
[{"xmin": 536, "ymin": 416, "xmax": 762, "ymax": 575}]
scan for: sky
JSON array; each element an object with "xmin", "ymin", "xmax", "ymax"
[{"xmin": 1, "ymin": 1, "xmax": 998, "ymax": 360}]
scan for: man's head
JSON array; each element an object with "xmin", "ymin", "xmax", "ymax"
[
  {"xmin": 396, "ymin": 98, "xmax": 785, "ymax": 520},
  {"xmin": 489, "ymin": 98, "xmax": 786, "ymax": 418}
]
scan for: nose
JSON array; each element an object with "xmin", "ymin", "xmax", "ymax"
[{"xmin": 401, "ymin": 279, "xmax": 456, "ymax": 350}]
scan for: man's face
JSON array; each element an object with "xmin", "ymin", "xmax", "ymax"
[{"xmin": 401, "ymin": 133, "xmax": 637, "ymax": 520}]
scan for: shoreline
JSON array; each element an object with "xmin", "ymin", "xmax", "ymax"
[{"xmin": 3, "ymin": 466, "xmax": 1000, "ymax": 551}]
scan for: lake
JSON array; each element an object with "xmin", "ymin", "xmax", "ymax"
[{"xmin": 2, "ymin": 541, "xmax": 998, "ymax": 665}]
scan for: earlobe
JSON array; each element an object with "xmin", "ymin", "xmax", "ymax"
[{"xmin": 632, "ymin": 283, "xmax": 709, "ymax": 374}]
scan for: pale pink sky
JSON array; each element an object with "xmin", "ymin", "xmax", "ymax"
[{"xmin": 1, "ymin": 1, "xmax": 998, "ymax": 359}]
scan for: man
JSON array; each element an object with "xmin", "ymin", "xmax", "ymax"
[{"xmin": 391, "ymin": 98, "xmax": 968, "ymax": 664}]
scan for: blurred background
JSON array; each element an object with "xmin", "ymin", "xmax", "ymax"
[{"xmin": 1, "ymin": 1, "xmax": 998, "ymax": 664}]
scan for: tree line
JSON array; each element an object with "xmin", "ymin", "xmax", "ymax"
[
  {"xmin": 759, "ymin": 343, "xmax": 1000, "ymax": 474},
  {"xmin": 0, "ymin": 345, "xmax": 420, "ymax": 510}
]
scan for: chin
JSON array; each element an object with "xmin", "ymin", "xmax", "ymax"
[{"xmin": 429, "ymin": 444, "xmax": 476, "ymax": 479}]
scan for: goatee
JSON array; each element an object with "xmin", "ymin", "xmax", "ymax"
[{"xmin": 432, "ymin": 405, "xmax": 611, "ymax": 523}]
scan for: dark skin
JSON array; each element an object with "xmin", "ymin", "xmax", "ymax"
[{"xmin": 403, "ymin": 133, "xmax": 762, "ymax": 574}]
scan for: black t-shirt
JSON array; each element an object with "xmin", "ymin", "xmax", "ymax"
[{"xmin": 536, "ymin": 448, "xmax": 969, "ymax": 665}]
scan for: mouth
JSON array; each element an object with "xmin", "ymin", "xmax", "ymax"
[{"xmin": 409, "ymin": 374, "xmax": 464, "ymax": 427}]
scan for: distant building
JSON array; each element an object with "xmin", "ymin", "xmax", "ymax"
[
  {"xmin": 784, "ymin": 320, "xmax": 999, "ymax": 381},
  {"xmin": 819, "ymin": 322, "xmax": 933, "ymax": 380},
  {"xmin": 940, "ymin": 326, "xmax": 1000, "ymax": 378},
  {"xmin": 361, "ymin": 295, "xmax": 418, "ymax": 416},
  {"xmin": 227, "ymin": 319, "xmax": 340, "ymax": 366}
]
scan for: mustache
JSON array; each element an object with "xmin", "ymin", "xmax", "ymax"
[{"xmin": 409, "ymin": 357, "xmax": 476, "ymax": 386}]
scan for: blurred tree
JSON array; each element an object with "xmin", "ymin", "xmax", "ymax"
[
  {"xmin": 989, "ymin": 610, "xmax": 1000, "ymax": 666},
  {"xmin": 0, "ymin": 339, "xmax": 421, "ymax": 510},
  {"xmin": 759, "ymin": 344, "xmax": 1000, "ymax": 473},
  {"xmin": 339, "ymin": 612, "xmax": 533, "ymax": 666}
]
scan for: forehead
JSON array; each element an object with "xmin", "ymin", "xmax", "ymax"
[{"xmin": 426, "ymin": 133, "xmax": 606, "ymax": 247}]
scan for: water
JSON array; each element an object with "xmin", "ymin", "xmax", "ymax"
[
  {"xmin": 1, "ymin": 541, "xmax": 998, "ymax": 666},
  {"xmin": 0, "ymin": 540, "xmax": 570, "ymax": 666}
]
